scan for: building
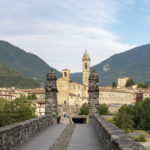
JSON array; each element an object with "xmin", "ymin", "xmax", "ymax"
[
  {"xmin": 118, "ymin": 76, "xmax": 130, "ymax": 88},
  {"xmin": 23, "ymin": 88, "xmax": 45, "ymax": 99},
  {"xmin": 0, "ymin": 87, "xmax": 24, "ymax": 101},
  {"xmin": 99, "ymin": 87, "xmax": 133, "ymax": 113},
  {"xmin": 57, "ymin": 51, "xmax": 90, "ymax": 114},
  {"xmin": 143, "ymin": 90, "xmax": 150, "ymax": 100},
  {"xmin": 32, "ymin": 100, "xmax": 45, "ymax": 116}
]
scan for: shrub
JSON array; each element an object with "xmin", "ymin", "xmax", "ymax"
[
  {"xmin": 134, "ymin": 135, "xmax": 146, "ymax": 142},
  {"xmin": 99, "ymin": 104, "xmax": 110, "ymax": 115},
  {"xmin": 80, "ymin": 103, "xmax": 89, "ymax": 115}
]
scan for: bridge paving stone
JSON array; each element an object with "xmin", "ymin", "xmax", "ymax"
[
  {"xmin": 16, "ymin": 124, "xmax": 66, "ymax": 150},
  {"xmin": 67, "ymin": 124, "xmax": 103, "ymax": 150}
]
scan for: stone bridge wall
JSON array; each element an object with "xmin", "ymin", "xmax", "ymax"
[
  {"xmin": 0, "ymin": 115, "xmax": 52, "ymax": 150},
  {"xmin": 0, "ymin": 70, "xmax": 58, "ymax": 150},
  {"xmin": 91, "ymin": 114, "xmax": 145, "ymax": 150}
]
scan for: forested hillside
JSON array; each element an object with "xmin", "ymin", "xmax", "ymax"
[
  {"xmin": 0, "ymin": 41, "xmax": 61, "ymax": 84},
  {"xmin": 0, "ymin": 63, "xmax": 41, "ymax": 88}
]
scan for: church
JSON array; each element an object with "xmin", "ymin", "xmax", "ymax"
[{"xmin": 57, "ymin": 51, "xmax": 90, "ymax": 112}]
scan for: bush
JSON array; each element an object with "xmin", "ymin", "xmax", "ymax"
[
  {"xmin": 80, "ymin": 103, "xmax": 89, "ymax": 115},
  {"xmin": 134, "ymin": 135, "xmax": 146, "ymax": 142},
  {"xmin": 99, "ymin": 104, "xmax": 110, "ymax": 115}
]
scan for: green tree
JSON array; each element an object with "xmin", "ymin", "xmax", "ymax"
[
  {"xmin": 99, "ymin": 104, "xmax": 110, "ymax": 115},
  {"xmin": 113, "ymin": 105, "xmax": 134, "ymax": 132},
  {"xmin": 112, "ymin": 82, "xmax": 117, "ymax": 88},
  {"xmin": 27, "ymin": 94, "xmax": 37, "ymax": 100},
  {"xmin": 125, "ymin": 79, "xmax": 135, "ymax": 87},
  {"xmin": 0, "ymin": 96, "xmax": 36, "ymax": 127},
  {"xmin": 80, "ymin": 103, "xmax": 89, "ymax": 115},
  {"xmin": 138, "ymin": 81, "xmax": 150, "ymax": 88}
]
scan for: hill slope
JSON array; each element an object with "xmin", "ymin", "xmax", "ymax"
[
  {"xmin": 0, "ymin": 63, "xmax": 41, "ymax": 88},
  {"xmin": 71, "ymin": 44, "xmax": 150, "ymax": 85},
  {"xmin": 0, "ymin": 41, "xmax": 61, "ymax": 83}
]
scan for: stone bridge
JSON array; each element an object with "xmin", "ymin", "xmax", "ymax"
[{"xmin": 0, "ymin": 70, "xmax": 145, "ymax": 150}]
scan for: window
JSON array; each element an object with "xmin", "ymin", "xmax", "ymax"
[
  {"xmin": 85, "ymin": 63, "xmax": 87, "ymax": 69},
  {"xmin": 64, "ymin": 72, "xmax": 67, "ymax": 77}
]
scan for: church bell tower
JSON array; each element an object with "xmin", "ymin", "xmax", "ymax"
[{"xmin": 82, "ymin": 51, "xmax": 91, "ymax": 86}]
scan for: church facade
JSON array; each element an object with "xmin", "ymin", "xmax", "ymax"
[{"xmin": 57, "ymin": 51, "xmax": 90, "ymax": 110}]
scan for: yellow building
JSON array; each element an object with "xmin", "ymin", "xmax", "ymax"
[
  {"xmin": 99, "ymin": 87, "xmax": 133, "ymax": 113},
  {"xmin": 117, "ymin": 76, "xmax": 130, "ymax": 88},
  {"xmin": 57, "ymin": 51, "xmax": 90, "ymax": 114}
]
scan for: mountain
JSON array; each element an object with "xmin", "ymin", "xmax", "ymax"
[
  {"xmin": 0, "ymin": 41, "xmax": 61, "ymax": 83},
  {"xmin": 71, "ymin": 44, "xmax": 150, "ymax": 85},
  {"xmin": 0, "ymin": 62, "xmax": 41, "ymax": 88}
]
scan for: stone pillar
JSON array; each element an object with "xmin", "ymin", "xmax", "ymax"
[
  {"xmin": 45, "ymin": 69, "xmax": 58, "ymax": 125},
  {"xmin": 88, "ymin": 70, "xmax": 99, "ymax": 121}
]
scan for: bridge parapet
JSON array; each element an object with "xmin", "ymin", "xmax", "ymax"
[
  {"xmin": 0, "ymin": 115, "xmax": 52, "ymax": 150},
  {"xmin": 91, "ymin": 114, "xmax": 145, "ymax": 150}
]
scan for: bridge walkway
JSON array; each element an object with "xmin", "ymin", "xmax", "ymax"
[
  {"xmin": 16, "ymin": 124, "xmax": 66, "ymax": 150},
  {"xmin": 16, "ymin": 124, "xmax": 103, "ymax": 150},
  {"xmin": 67, "ymin": 124, "xmax": 103, "ymax": 150}
]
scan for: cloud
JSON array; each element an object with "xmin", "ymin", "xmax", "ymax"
[{"xmin": 0, "ymin": 0, "xmax": 135, "ymax": 72}]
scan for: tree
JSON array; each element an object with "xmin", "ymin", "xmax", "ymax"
[
  {"xmin": 125, "ymin": 79, "xmax": 135, "ymax": 87},
  {"xmin": 113, "ymin": 99, "xmax": 150, "ymax": 132},
  {"xmin": 27, "ymin": 93, "xmax": 37, "ymax": 100},
  {"xmin": 113, "ymin": 105, "xmax": 134, "ymax": 132},
  {"xmin": 99, "ymin": 104, "xmax": 110, "ymax": 115},
  {"xmin": 80, "ymin": 103, "xmax": 89, "ymax": 115},
  {"xmin": 138, "ymin": 81, "xmax": 150, "ymax": 88},
  {"xmin": 112, "ymin": 82, "xmax": 117, "ymax": 88},
  {"xmin": 0, "ymin": 96, "xmax": 36, "ymax": 127}
]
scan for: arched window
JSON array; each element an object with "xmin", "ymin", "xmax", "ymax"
[
  {"xmin": 64, "ymin": 72, "xmax": 67, "ymax": 77},
  {"xmin": 85, "ymin": 63, "xmax": 87, "ymax": 69}
]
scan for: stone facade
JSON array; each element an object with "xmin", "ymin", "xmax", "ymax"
[
  {"xmin": 0, "ymin": 115, "xmax": 52, "ymax": 150},
  {"xmin": 56, "ymin": 51, "xmax": 90, "ymax": 115},
  {"xmin": 99, "ymin": 88, "xmax": 133, "ymax": 113},
  {"xmin": 45, "ymin": 70, "xmax": 58, "ymax": 125},
  {"xmin": 118, "ymin": 76, "xmax": 130, "ymax": 88},
  {"xmin": 91, "ymin": 114, "xmax": 145, "ymax": 150},
  {"xmin": 88, "ymin": 70, "xmax": 99, "ymax": 118}
]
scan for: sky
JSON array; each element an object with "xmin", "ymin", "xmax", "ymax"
[{"xmin": 0, "ymin": 0, "xmax": 150, "ymax": 72}]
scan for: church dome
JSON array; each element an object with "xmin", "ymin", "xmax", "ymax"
[{"xmin": 82, "ymin": 50, "xmax": 91, "ymax": 61}]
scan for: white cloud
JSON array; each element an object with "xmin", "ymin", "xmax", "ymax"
[{"xmin": 0, "ymin": 0, "xmax": 135, "ymax": 72}]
